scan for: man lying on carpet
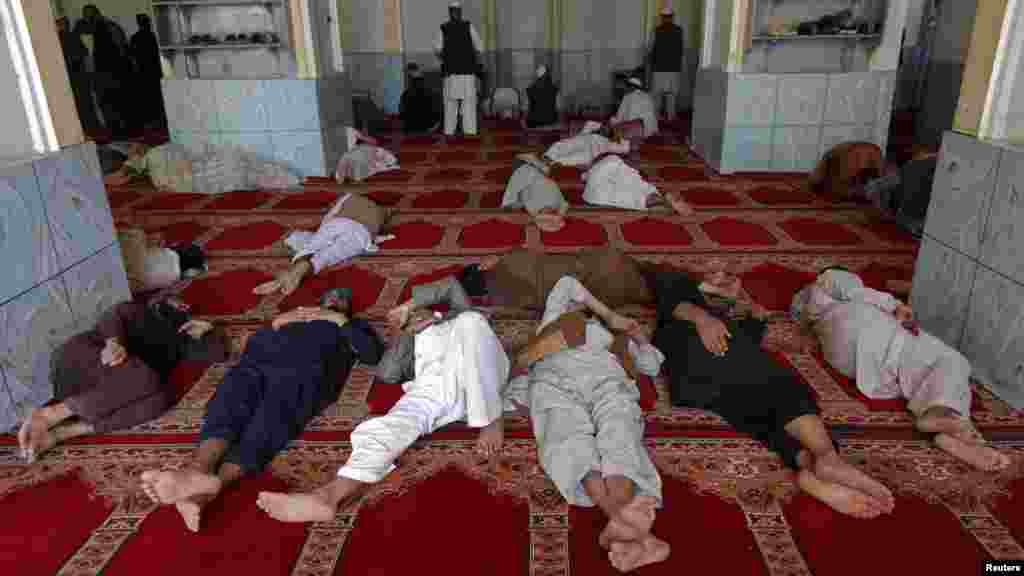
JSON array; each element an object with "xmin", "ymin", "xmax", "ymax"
[
  {"xmin": 254, "ymin": 276, "xmax": 510, "ymax": 523},
  {"xmin": 334, "ymin": 127, "xmax": 400, "ymax": 183},
  {"xmin": 103, "ymin": 142, "xmax": 301, "ymax": 194},
  {"xmin": 582, "ymin": 154, "xmax": 693, "ymax": 216},
  {"xmin": 791, "ymin": 267, "xmax": 1010, "ymax": 471},
  {"xmin": 139, "ymin": 288, "xmax": 383, "ymax": 532},
  {"xmin": 612, "ymin": 77, "xmax": 659, "ymax": 139},
  {"xmin": 253, "ymin": 192, "xmax": 396, "ymax": 297},
  {"xmin": 118, "ymin": 228, "xmax": 207, "ymax": 294},
  {"xmin": 18, "ymin": 296, "xmax": 230, "ymax": 463},
  {"xmin": 500, "ymin": 153, "xmax": 569, "ymax": 232},
  {"xmin": 508, "ymin": 276, "xmax": 671, "ymax": 572},
  {"xmin": 651, "ymin": 269, "xmax": 897, "ymax": 519},
  {"xmin": 543, "ymin": 121, "xmax": 631, "ymax": 167},
  {"xmin": 464, "ymin": 246, "xmax": 657, "ymax": 312}
]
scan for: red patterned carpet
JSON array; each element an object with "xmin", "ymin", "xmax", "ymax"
[{"xmin": 3, "ymin": 124, "xmax": 1024, "ymax": 575}]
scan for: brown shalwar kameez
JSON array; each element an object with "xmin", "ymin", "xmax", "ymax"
[
  {"xmin": 485, "ymin": 247, "xmax": 655, "ymax": 310},
  {"xmin": 52, "ymin": 301, "xmax": 229, "ymax": 433}
]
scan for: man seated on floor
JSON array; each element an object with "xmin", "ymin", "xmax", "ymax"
[
  {"xmin": 582, "ymin": 154, "xmax": 693, "ymax": 216},
  {"xmin": 255, "ymin": 276, "xmax": 510, "ymax": 523},
  {"xmin": 400, "ymin": 63, "xmax": 441, "ymax": 133},
  {"xmin": 19, "ymin": 296, "xmax": 229, "ymax": 463},
  {"xmin": 510, "ymin": 276, "xmax": 670, "ymax": 572},
  {"xmin": 139, "ymin": 288, "xmax": 383, "ymax": 532},
  {"xmin": 791, "ymin": 267, "xmax": 1010, "ymax": 471},
  {"xmin": 525, "ymin": 66, "xmax": 559, "ymax": 129},
  {"xmin": 104, "ymin": 142, "xmax": 301, "ymax": 194},
  {"xmin": 612, "ymin": 77, "xmax": 658, "ymax": 139},
  {"xmin": 253, "ymin": 192, "xmax": 395, "ymax": 297},
  {"xmin": 652, "ymin": 269, "xmax": 896, "ymax": 519},
  {"xmin": 500, "ymin": 153, "xmax": 568, "ymax": 232}
]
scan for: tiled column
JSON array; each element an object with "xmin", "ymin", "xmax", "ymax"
[{"xmin": 0, "ymin": 142, "xmax": 130, "ymax": 432}]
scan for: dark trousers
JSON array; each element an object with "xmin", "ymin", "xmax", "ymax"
[
  {"xmin": 662, "ymin": 320, "xmax": 821, "ymax": 469},
  {"xmin": 199, "ymin": 345, "xmax": 352, "ymax": 472}
]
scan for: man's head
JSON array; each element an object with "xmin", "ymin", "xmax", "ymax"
[
  {"xmin": 137, "ymin": 14, "xmax": 151, "ymax": 30},
  {"xmin": 534, "ymin": 207, "xmax": 566, "ymax": 233},
  {"xmin": 83, "ymin": 5, "xmax": 100, "ymax": 21},
  {"xmin": 320, "ymin": 287, "xmax": 352, "ymax": 315},
  {"xmin": 448, "ymin": 1, "xmax": 462, "ymax": 21},
  {"xmin": 660, "ymin": 7, "xmax": 674, "ymax": 25},
  {"xmin": 627, "ymin": 76, "xmax": 644, "ymax": 91},
  {"xmin": 407, "ymin": 62, "xmax": 423, "ymax": 80},
  {"xmin": 536, "ymin": 65, "xmax": 548, "ymax": 80}
]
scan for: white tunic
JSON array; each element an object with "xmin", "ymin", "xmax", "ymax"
[
  {"xmin": 544, "ymin": 133, "xmax": 631, "ymax": 167},
  {"xmin": 582, "ymin": 155, "xmax": 659, "ymax": 211},
  {"xmin": 612, "ymin": 90, "xmax": 659, "ymax": 137},
  {"xmin": 284, "ymin": 194, "xmax": 379, "ymax": 273}
]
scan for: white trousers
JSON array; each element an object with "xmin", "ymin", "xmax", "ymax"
[
  {"xmin": 338, "ymin": 312, "xmax": 508, "ymax": 483},
  {"xmin": 651, "ymin": 72, "xmax": 680, "ymax": 121},
  {"xmin": 443, "ymin": 75, "xmax": 478, "ymax": 136}
]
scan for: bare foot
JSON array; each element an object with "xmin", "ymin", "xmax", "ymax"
[
  {"xmin": 917, "ymin": 409, "xmax": 984, "ymax": 445},
  {"xmin": 139, "ymin": 470, "xmax": 222, "ymax": 505},
  {"xmin": 253, "ymin": 279, "xmax": 283, "ymax": 296},
  {"xmin": 479, "ymin": 255, "xmax": 500, "ymax": 271},
  {"xmin": 18, "ymin": 409, "xmax": 56, "ymax": 463},
  {"xmin": 609, "ymin": 536, "xmax": 671, "ymax": 572},
  {"xmin": 175, "ymin": 493, "xmax": 216, "ymax": 533},
  {"xmin": 257, "ymin": 490, "xmax": 336, "ymax": 523},
  {"xmin": 476, "ymin": 417, "xmax": 504, "ymax": 457},
  {"xmin": 934, "ymin": 433, "xmax": 1011, "ymax": 472},
  {"xmin": 814, "ymin": 452, "xmax": 895, "ymax": 512},
  {"xmin": 599, "ymin": 495, "xmax": 658, "ymax": 547},
  {"xmin": 797, "ymin": 469, "xmax": 886, "ymax": 519},
  {"xmin": 666, "ymin": 192, "xmax": 694, "ymax": 217},
  {"xmin": 278, "ymin": 266, "xmax": 305, "ymax": 296}
]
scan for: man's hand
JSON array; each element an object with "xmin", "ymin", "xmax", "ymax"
[
  {"xmin": 387, "ymin": 301, "xmax": 415, "ymax": 330},
  {"xmin": 101, "ymin": 338, "xmax": 128, "ymax": 367},
  {"xmin": 179, "ymin": 319, "xmax": 213, "ymax": 339},
  {"xmin": 607, "ymin": 313, "xmax": 640, "ymax": 334},
  {"xmin": 894, "ymin": 304, "xmax": 914, "ymax": 324},
  {"xmin": 695, "ymin": 313, "xmax": 731, "ymax": 356}
]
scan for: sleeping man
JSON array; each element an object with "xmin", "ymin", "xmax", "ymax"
[
  {"xmin": 255, "ymin": 275, "xmax": 509, "ymax": 522},
  {"xmin": 510, "ymin": 276, "xmax": 671, "ymax": 572}
]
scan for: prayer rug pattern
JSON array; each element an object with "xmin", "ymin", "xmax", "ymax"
[{"xmin": 2, "ymin": 125, "xmax": 1021, "ymax": 575}]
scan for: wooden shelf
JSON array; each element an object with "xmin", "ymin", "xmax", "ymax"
[
  {"xmin": 161, "ymin": 43, "xmax": 282, "ymax": 51},
  {"xmin": 752, "ymin": 34, "xmax": 882, "ymax": 41}
]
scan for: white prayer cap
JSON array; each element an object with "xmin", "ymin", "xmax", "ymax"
[
  {"xmin": 449, "ymin": 1, "xmax": 461, "ymax": 7},
  {"xmin": 661, "ymin": 7, "xmax": 674, "ymax": 15},
  {"xmin": 627, "ymin": 77, "xmax": 643, "ymax": 88},
  {"xmin": 580, "ymin": 121, "xmax": 603, "ymax": 135},
  {"xmin": 536, "ymin": 65, "xmax": 547, "ymax": 78}
]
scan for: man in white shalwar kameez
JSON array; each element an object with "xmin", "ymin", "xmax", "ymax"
[
  {"xmin": 509, "ymin": 276, "xmax": 670, "ymax": 572},
  {"xmin": 434, "ymin": 2, "xmax": 483, "ymax": 136},
  {"xmin": 501, "ymin": 153, "xmax": 568, "ymax": 232},
  {"xmin": 612, "ymin": 77, "xmax": 659, "ymax": 138},
  {"xmin": 257, "ymin": 276, "xmax": 510, "ymax": 523},
  {"xmin": 543, "ymin": 121, "xmax": 632, "ymax": 167},
  {"xmin": 253, "ymin": 192, "xmax": 394, "ymax": 296},
  {"xmin": 582, "ymin": 155, "xmax": 693, "ymax": 216},
  {"xmin": 792, "ymin": 267, "xmax": 1010, "ymax": 471}
]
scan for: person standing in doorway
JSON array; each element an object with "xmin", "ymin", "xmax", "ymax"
[
  {"xmin": 649, "ymin": 7, "xmax": 685, "ymax": 123},
  {"xmin": 130, "ymin": 14, "xmax": 166, "ymax": 131},
  {"xmin": 74, "ymin": 5, "xmax": 129, "ymax": 136},
  {"xmin": 434, "ymin": 2, "xmax": 482, "ymax": 137}
]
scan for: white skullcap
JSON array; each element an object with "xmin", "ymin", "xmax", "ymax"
[
  {"xmin": 627, "ymin": 77, "xmax": 643, "ymax": 88},
  {"xmin": 661, "ymin": 7, "xmax": 674, "ymax": 15},
  {"xmin": 536, "ymin": 65, "xmax": 547, "ymax": 78},
  {"xmin": 449, "ymin": 1, "xmax": 461, "ymax": 7}
]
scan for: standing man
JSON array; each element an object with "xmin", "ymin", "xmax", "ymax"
[
  {"xmin": 649, "ymin": 7, "xmax": 685, "ymax": 122},
  {"xmin": 434, "ymin": 2, "xmax": 483, "ymax": 137},
  {"xmin": 74, "ymin": 5, "xmax": 129, "ymax": 136},
  {"xmin": 130, "ymin": 14, "xmax": 166, "ymax": 131}
]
